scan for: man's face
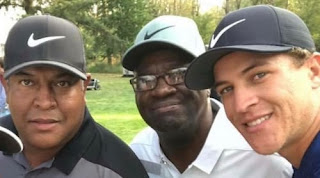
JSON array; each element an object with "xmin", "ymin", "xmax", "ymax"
[
  {"xmin": 134, "ymin": 50, "xmax": 208, "ymax": 135},
  {"xmin": 214, "ymin": 51, "xmax": 317, "ymax": 155},
  {"xmin": 4, "ymin": 66, "xmax": 90, "ymax": 151}
]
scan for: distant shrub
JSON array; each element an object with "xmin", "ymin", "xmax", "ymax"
[{"xmin": 87, "ymin": 62, "xmax": 122, "ymax": 73}]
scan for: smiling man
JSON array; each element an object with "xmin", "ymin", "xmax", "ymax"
[
  {"xmin": 122, "ymin": 15, "xmax": 292, "ymax": 178},
  {"xmin": 0, "ymin": 15, "xmax": 148, "ymax": 178},
  {"xmin": 186, "ymin": 5, "xmax": 320, "ymax": 178}
]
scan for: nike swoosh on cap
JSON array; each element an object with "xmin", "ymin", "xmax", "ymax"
[
  {"xmin": 144, "ymin": 25, "xmax": 175, "ymax": 40},
  {"xmin": 27, "ymin": 33, "xmax": 66, "ymax": 48},
  {"xmin": 209, "ymin": 19, "xmax": 246, "ymax": 48}
]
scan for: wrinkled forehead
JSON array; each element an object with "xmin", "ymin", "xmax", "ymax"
[
  {"xmin": 9, "ymin": 65, "xmax": 80, "ymax": 79},
  {"xmin": 135, "ymin": 48, "xmax": 193, "ymax": 74}
]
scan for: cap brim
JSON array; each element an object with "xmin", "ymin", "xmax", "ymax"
[
  {"xmin": 122, "ymin": 40, "xmax": 196, "ymax": 71},
  {"xmin": 185, "ymin": 45, "xmax": 292, "ymax": 90},
  {"xmin": 0, "ymin": 126, "xmax": 23, "ymax": 153},
  {"xmin": 4, "ymin": 61, "xmax": 87, "ymax": 80}
]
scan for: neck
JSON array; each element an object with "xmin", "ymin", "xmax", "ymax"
[
  {"xmin": 279, "ymin": 114, "xmax": 320, "ymax": 168},
  {"xmin": 159, "ymin": 100, "xmax": 215, "ymax": 173},
  {"xmin": 23, "ymin": 145, "xmax": 62, "ymax": 168}
]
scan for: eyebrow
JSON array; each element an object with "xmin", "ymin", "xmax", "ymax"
[
  {"xmin": 14, "ymin": 71, "xmax": 32, "ymax": 76},
  {"xmin": 136, "ymin": 65, "xmax": 189, "ymax": 76}
]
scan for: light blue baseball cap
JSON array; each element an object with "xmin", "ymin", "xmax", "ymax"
[{"xmin": 122, "ymin": 15, "xmax": 205, "ymax": 71}]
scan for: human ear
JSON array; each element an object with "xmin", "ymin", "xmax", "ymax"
[
  {"xmin": 83, "ymin": 73, "xmax": 92, "ymax": 93},
  {"xmin": 309, "ymin": 53, "xmax": 320, "ymax": 89}
]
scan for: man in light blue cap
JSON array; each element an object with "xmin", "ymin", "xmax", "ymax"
[{"xmin": 122, "ymin": 15, "xmax": 293, "ymax": 178}]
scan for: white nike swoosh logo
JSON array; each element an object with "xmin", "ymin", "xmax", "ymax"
[
  {"xmin": 209, "ymin": 19, "xmax": 246, "ymax": 48},
  {"xmin": 27, "ymin": 33, "xmax": 66, "ymax": 47}
]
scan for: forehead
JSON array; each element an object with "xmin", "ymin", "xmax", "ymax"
[
  {"xmin": 136, "ymin": 49, "xmax": 190, "ymax": 74},
  {"xmin": 11, "ymin": 65, "xmax": 78, "ymax": 78}
]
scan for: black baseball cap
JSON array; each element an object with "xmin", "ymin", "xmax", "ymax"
[
  {"xmin": 185, "ymin": 5, "xmax": 316, "ymax": 90},
  {"xmin": 4, "ymin": 15, "xmax": 87, "ymax": 80},
  {"xmin": 0, "ymin": 126, "xmax": 23, "ymax": 153}
]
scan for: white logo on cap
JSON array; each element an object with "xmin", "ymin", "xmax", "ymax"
[
  {"xmin": 210, "ymin": 19, "xmax": 246, "ymax": 48},
  {"xmin": 27, "ymin": 33, "xmax": 65, "ymax": 47}
]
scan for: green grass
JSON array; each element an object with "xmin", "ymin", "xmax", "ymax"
[{"xmin": 85, "ymin": 73, "xmax": 147, "ymax": 143}]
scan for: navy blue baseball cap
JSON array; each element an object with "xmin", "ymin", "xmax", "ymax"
[
  {"xmin": 4, "ymin": 15, "xmax": 87, "ymax": 80},
  {"xmin": 185, "ymin": 5, "xmax": 316, "ymax": 90}
]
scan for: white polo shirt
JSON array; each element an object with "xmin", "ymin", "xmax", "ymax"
[{"xmin": 130, "ymin": 99, "xmax": 293, "ymax": 178}]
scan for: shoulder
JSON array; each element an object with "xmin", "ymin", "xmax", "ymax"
[
  {"xmin": 129, "ymin": 127, "xmax": 162, "ymax": 163},
  {"xmin": 82, "ymin": 121, "xmax": 148, "ymax": 178},
  {"xmin": 214, "ymin": 150, "xmax": 293, "ymax": 177},
  {"xmin": 0, "ymin": 152, "xmax": 28, "ymax": 177},
  {"xmin": 130, "ymin": 127, "xmax": 157, "ymax": 145}
]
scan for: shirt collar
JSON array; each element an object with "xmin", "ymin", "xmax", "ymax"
[
  {"xmin": 192, "ymin": 98, "xmax": 251, "ymax": 174},
  {"xmin": 12, "ymin": 152, "xmax": 54, "ymax": 171},
  {"xmin": 151, "ymin": 98, "xmax": 252, "ymax": 175},
  {"xmin": 293, "ymin": 131, "xmax": 320, "ymax": 177},
  {"xmin": 52, "ymin": 107, "xmax": 95, "ymax": 175}
]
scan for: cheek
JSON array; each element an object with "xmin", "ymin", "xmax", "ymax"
[
  {"xmin": 221, "ymin": 98, "xmax": 234, "ymax": 118},
  {"xmin": 135, "ymin": 91, "xmax": 146, "ymax": 104},
  {"xmin": 7, "ymin": 88, "xmax": 34, "ymax": 114},
  {"xmin": 57, "ymin": 90, "xmax": 86, "ymax": 112},
  {"xmin": 135, "ymin": 94, "xmax": 147, "ymax": 116}
]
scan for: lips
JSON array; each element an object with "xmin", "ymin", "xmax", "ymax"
[
  {"xmin": 29, "ymin": 118, "xmax": 59, "ymax": 131},
  {"xmin": 246, "ymin": 115, "xmax": 271, "ymax": 127},
  {"xmin": 151, "ymin": 101, "xmax": 181, "ymax": 113}
]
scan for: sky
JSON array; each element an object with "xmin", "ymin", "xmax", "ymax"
[
  {"xmin": 0, "ymin": 0, "xmax": 223, "ymax": 44},
  {"xmin": 0, "ymin": 7, "xmax": 24, "ymax": 44},
  {"xmin": 199, "ymin": 0, "xmax": 224, "ymax": 13}
]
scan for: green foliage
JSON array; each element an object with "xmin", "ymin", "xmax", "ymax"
[
  {"xmin": 194, "ymin": 8, "xmax": 224, "ymax": 44},
  {"xmin": 289, "ymin": 0, "xmax": 320, "ymax": 51},
  {"xmin": 148, "ymin": 0, "xmax": 200, "ymax": 17},
  {"xmin": 42, "ymin": 0, "xmax": 152, "ymax": 66},
  {"xmin": 87, "ymin": 61, "xmax": 122, "ymax": 73},
  {"xmin": 3, "ymin": 0, "xmax": 320, "ymax": 67},
  {"xmin": 86, "ymin": 73, "xmax": 147, "ymax": 143},
  {"xmin": 0, "ymin": 0, "xmax": 43, "ymax": 14}
]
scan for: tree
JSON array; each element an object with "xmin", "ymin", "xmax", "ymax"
[
  {"xmin": 0, "ymin": 0, "xmax": 45, "ymax": 14},
  {"xmin": 194, "ymin": 8, "xmax": 224, "ymax": 44},
  {"xmin": 148, "ymin": 0, "xmax": 200, "ymax": 18},
  {"xmin": 92, "ymin": 0, "xmax": 152, "ymax": 64},
  {"xmin": 44, "ymin": 0, "xmax": 152, "ymax": 66},
  {"xmin": 289, "ymin": 0, "xmax": 320, "ymax": 50}
]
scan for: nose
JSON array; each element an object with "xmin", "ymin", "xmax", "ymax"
[
  {"xmin": 151, "ymin": 77, "xmax": 176, "ymax": 97},
  {"xmin": 34, "ymin": 85, "xmax": 56, "ymax": 110},
  {"xmin": 233, "ymin": 86, "xmax": 258, "ymax": 113}
]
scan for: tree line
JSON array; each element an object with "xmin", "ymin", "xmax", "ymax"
[{"xmin": 1, "ymin": 0, "xmax": 319, "ymax": 72}]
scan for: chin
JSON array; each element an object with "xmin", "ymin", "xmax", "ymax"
[
  {"xmin": 250, "ymin": 142, "xmax": 280, "ymax": 155},
  {"xmin": 153, "ymin": 124, "xmax": 181, "ymax": 133}
]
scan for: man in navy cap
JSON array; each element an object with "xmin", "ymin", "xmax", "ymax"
[
  {"xmin": 0, "ymin": 15, "xmax": 148, "ymax": 178},
  {"xmin": 186, "ymin": 5, "xmax": 320, "ymax": 178}
]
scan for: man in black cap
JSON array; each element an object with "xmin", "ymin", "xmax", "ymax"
[
  {"xmin": 123, "ymin": 15, "xmax": 292, "ymax": 177},
  {"xmin": 186, "ymin": 5, "xmax": 320, "ymax": 178},
  {"xmin": 0, "ymin": 15, "xmax": 148, "ymax": 178}
]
